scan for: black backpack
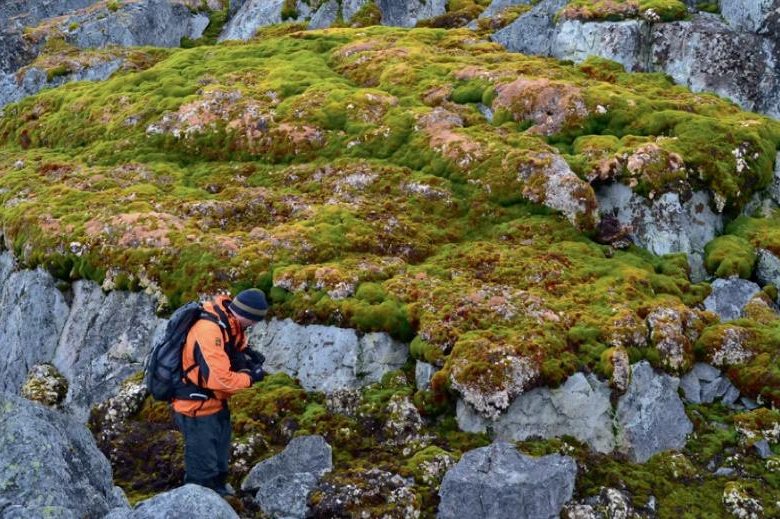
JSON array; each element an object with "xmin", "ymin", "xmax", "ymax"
[{"xmin": 144, "ymin": 301, "xmax": 229, "ymax": 401}]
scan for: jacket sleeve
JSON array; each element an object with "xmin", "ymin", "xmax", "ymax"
[{"xmin": 191, "ymin": 321, "xmax": 252, "ymax": 394}]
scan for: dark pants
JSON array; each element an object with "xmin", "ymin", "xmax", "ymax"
[{"xmin": 173, "ymin": 406, "xmax": 231, "ymax": 490}]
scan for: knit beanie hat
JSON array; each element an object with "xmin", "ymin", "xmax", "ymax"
[{"xmin": 229, "ymin": 288, "xmax": 269, "ymax": 321}]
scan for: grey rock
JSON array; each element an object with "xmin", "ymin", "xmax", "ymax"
[
  {"xmin": 680, "ymin": 371, "xmax": 702, "ymax": 403},
  {"xmin": 722, "ymin": 382, "xmax": 741, "ymax": 406},
  {"xmin": 248, "ymin": 318, "xmax": 408, "ymax": 393},
  {"xmin": 255, "ymin": 472, "xmax": 319, "ymax": 519},
  {"xmin": 377, "ymin": 0, "xmax": 446, "ymax": 27},
  {"xmin": 229, "ymin": 0, "xmax": 249, "ymax": 18},
  {"xmin": 756, "ymin": 248, "xmax": 780, "ymax": 290},
  {"xmin": 0, "ymin": 58, "xmax": 123, "ymax": 111},
  {"xmin": 703, "ymin": 278, "xmax": 761, "ymax": 322},
  {"xmin": 220, "ymin": 0, "xmax": 299, "ymax": 41},
  {"xmin": 492, "ymin": 372, "xmax": 615, "ymax": 453},
  {"xmin": 415, "ymin": 361, "xmax": 437, "ymax": 391},
  {"xmin": 308, "ymin": 0, "xmax": 340, "ymax": 29},
  {"xmin": 132, "ymin": 484, "xmax": 239, "ymax": 519},
  {"xmin": 342, "ymin": 0, "xmax": 370, "ymax": 22},
  {"xmin": 616, "ymin": 361, "xmax": 693, "ymax": 463},
  {"xmin": 438, "ymin": 441, "xmax": 577, "ymax": 519},
  {"xmin": 53, "ymin": 280, "xmax": 163, "ymax": 422},
  {"xmin": 242, "ymin": 435, "xmax": 332, "ymax": 492},
  {"xmin": 692, "ymin": 362, "xmax": 721, "ymax": 382},
  {"xmin": 720, "ymin": 0, "xmax": 780, "ymax": 32},
  {"xmin": 714, "ymin": 467, "xmax": 736, "ymax": 477},
  {"xmin": 553, "ymin": 20, "xmax": 651, "ymax": 72},
  {"xmin": 741, "ymin": 396, "xmax": 760, "ymax": 410},
  {"xmin": 0, "ymin": 392, "xmax": 116, "ymax": 518},
  {"xmin": 753, "ymin": 439, "xmax": 773, "ymax": 459},
  {"xmin": 0, "ymin": 30, "xmax": 38, "ymax": 74},
  {"xmin": 651, "ymin": 13, "xmax": 780, "ymax": 118},
  {"xmin": 66, "ymin": 0, "xmax": 209, "ymax": 49},
  {"xmin": 0, "ymin": 255, "xmax": 69, "ymax": 393},
  {"xmin": 597, "ymin": 184, "xmax": 722, "ymax": 281},
  {"xmin": 0, "ymin": 0, "xmax": 99, "ymax": 31},
  {"xmin": 456, "ymin": 399, "xmax": 488, "ymax": 434},
  {"xmin": 492, "ymin": 0, "xmax": 569, "ymax": 55},
  {"xmin": 700, "ymin": 376, "xmax": 731, "ymax": 404}
]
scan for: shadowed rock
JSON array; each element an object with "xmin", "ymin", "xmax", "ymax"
[{"xmin": 703, "ymin": 278, "xmax": 761, "ymax": 322}]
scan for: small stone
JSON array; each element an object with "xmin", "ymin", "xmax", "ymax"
[
  {"xmin": 679, "ymin": 371, "xmax": 701, "ymax": 403},
  {"xmin": 692, "ymin": 362, "xmax": 721, "ymax": 382},
  {"xmin": 703, "ymin": 278, "xmax": 761, "ymax": 322},
  {"xmin": 754, "ymin": 439, "xmax": 772, "ymax": 460},
  {"xmin": 714, "ymin": 467, "xmax": 736, "ymax": 477},
  {"xmin": 415, "ymin": 360, "xmax": 437, "ymax": 391}
]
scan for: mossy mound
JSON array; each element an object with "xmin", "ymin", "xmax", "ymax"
[
  {"xmin": 559, "ymin": 0, "xmax": 689, "ymax": 22},
  {"xmin": 1, "ymin": 25, "xmax": 779, "ymax": 404}
]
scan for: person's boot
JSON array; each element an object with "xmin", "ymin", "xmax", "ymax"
[{"xmin": 212, "ymin": 472, "xmax": 235, "ymax": 497}]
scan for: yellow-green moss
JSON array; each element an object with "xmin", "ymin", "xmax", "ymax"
[{"xmin": 704, "ymin": 235, "xmax": 757, "ymax": 279}]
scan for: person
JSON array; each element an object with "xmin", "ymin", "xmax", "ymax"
[{"xmin": 172, "ymin": 288, "xmax": 268, "ymax": 496}]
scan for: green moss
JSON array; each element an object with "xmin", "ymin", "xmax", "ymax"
[
  {"xmin": 349, "ymin": 1, "xmax": 382, "ymax": 26},
  {"xmin": 704, "ymin": 235, "xmax": 757, "ymax": 279},
  {"xmin": 560, "ymin": 0, "xmax": 688, "ymax": 22}
]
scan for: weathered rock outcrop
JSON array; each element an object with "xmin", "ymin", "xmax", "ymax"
[
  {"xmin": 0, "ymin": 0, "xmax": 99, "ymax": 31},
  {"xmin": 703, "ymin": 278, "xmax": 762, "ymax": 322},
  {"xmin": 53, "ymin": 280, "xmax": 164, "ymax": 422},
  {"xmin": 616, "ymin": 361, "xmax": 692, "ymax": 463},
  {"xmin": 0, "ymin": 392, "xmax": 121, "ymax": 518},
  {"xmin": 0, "ymin": 253, "xmax": 69, "ymax": 394},
  {"xmin": 220, "ymin": 0, "xmax": 447, "ymax": 40},
  {"xmin": 492, "ymin": 1, "xmax": 780, "ymax": 118},
  {"xmin": 756, "ymin": 249, "xmax": 780, "ymax": 290},
  {"xmin": 597, "ymin": 183, "xmax": 722, "ymax": 281},
  {"xmin": 0, "ymin": 58, "xmax": 123, "ymax": 109},
  {"xmin": 248, "ymin": 318, "xmax": 409, "ymax": 393},
  {"xmin": 438, "ymin": 442, "xmax": 577, "ymax": 519},
  {"xmin": 242, "ymin": 435, "xmax": 333, "ymax": 519},
  {"xmin": 458, "ymin": 362, "xmax": 692, "ymax": 463}
]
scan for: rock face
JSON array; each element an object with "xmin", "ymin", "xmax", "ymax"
[
  {"xmin": 0, "ymin": 392, "xmax": 119, "ymax": 518},
  {"xmin": 720, "ymin": 0, "xmax": 779, "ymax": 33},
  {"xmin": 0, "ymin": 0, "xmax": 99, "ymax": 31},
  {"xmin": 242, "ymin": 435, "xmax": 333, "ymax": 519},
  {"xmin": 248, "ymin": 318, "xmax": 408, "ymax": 393},
  {"xmin": 493, "ymin": 5, "xmax": 780, "ymax": 118},
  {"xmin": 0, "ymin": 58, "xmax": 123, "ymax": 109},
  {"xmin": 597, "ymin": 184, "xmax": 722, "ymax": 281},
  {"xmin": 438, "ymin": 442, "xmax": 577, "ymax": 519},
  {"xmin": 492, "ymin": 0, "xmax": 569, "ymax": 56},
  {"xmin": 652, "ymin": 14, "xmax": 780, "ymax": 118},
  {"xmin": 553, "ymin": 20, "xmax": 650, "ymax": 72},
  {"xmin": 703, "ymin": 278, "xmax": 762, "ymax": 322},
  {"xmin": 377, "ymin": 0, "xmax": 446, "ymax": 27},
  {"xmin": 53, "ymin": 280, "xmax": 164, "ymax": 422},
  {"xmin": 616, "ymin": 361, "xmax": 693, "ymax": 463},
  {"xmin": 0, "ymin": 253, "xmax": 70, "ymax": 394}
]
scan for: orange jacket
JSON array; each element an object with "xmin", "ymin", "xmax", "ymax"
[{"xmin": 172, "ymin": 295, "xmax": 252, "ymax": 417}]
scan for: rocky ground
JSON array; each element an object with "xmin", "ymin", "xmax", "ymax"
[{"xmin": 1, "ymin": 0, "xmax": 780, "ymax": 518}]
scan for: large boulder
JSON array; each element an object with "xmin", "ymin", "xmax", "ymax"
[
  {"xmin": 703, "ymin": 278, "xmax": 762, "ymax": 322},
  {"xmin": 615, "ymin": 361, "xmax": 693, "ymax": 463},
  {"xmin": 242, "ymin": 435, "xmax": 333, "ymax": 519},
  {"xmin": 52, "ymin": 280, "xmax": 164, "ymax": 422},
  {"xmin": 438, "ymin": 442, "xmax": 577, "ymax": 519},
  {"xmin": 106, "ymin": 484, "xmax": 240, "ymax": 519},
  {"xmin": 248, "ymin": 318, "xmax": 408, "ymax": 393},
  {"xmin": 553, "ymin": 20, "xmax": 650, "ymax": 72},
  {"xmin": 0, "ymin": 392, "xmax": 120, "ymax": 518},
  {"xmin": 0, "ymin": 0, "xmax": 98, "ymax": 31},
  {"xmin": 456, "ymin": 373, "xmax": 614, "ymax": 453},
  {"xmin": 0, "ymin": 253, "xmax": 70, "ymax": 393},
  {"xmin": 597, "ymin": 183, "xmax": 722, "ymax": 281}
]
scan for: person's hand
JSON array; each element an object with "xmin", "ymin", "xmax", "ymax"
[
  {"xmin": 245, "ymin": 349, "xmax": 265, "ymax": 368},
  {"xmin": 249, "ymin": 365, "xmax": 265, "ymax": 384}
]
